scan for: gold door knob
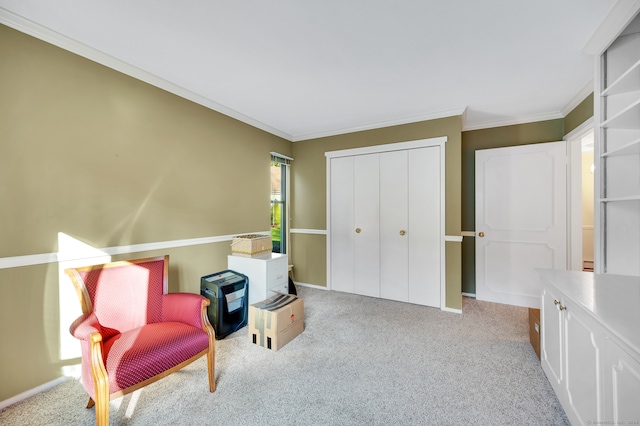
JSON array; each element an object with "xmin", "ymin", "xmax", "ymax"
[
  {"xmin": 399, "ymin": 230, "xmax": 406, "ymax": 236},
  {"xmin": 559, "ymin": 305, "xmax": 567, "ymax": 311},
  {"xmin": 554, "ymin": 300, "xmax": 560, "ymax": 305},
  {"xmin": 478, "ymin": 232, "xmax": 485, "ymax": 237},
  {"xmin": 355, "ymin": 228, "xmax": 361, "ymax": 233}
]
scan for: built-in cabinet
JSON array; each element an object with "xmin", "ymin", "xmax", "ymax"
[
  {"xmin": 539, "ymin": 269, "xmax": 640, "ymax": 425},
  {"xmin": 326, "ymin": 138, "xmax": 445, "ymax": 308},
  {"xmin": 596, "ymin": 12, "xmax": 640, "ymax": 275}
]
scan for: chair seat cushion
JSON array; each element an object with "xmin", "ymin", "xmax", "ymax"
[{"xmin": 102, "ymin": 322, "xmax": 209, "ymax": 394}]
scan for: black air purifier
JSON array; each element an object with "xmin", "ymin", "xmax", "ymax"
[{"xmin": 200, "ymin": 270, "xmax": 249, "ymax": 339}]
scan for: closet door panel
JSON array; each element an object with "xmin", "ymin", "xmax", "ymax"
[
  {"xmin": 330, "ymin": 156, "xmax": 355, "ymax": 293},
  {"xmin": 354, "ymin": 154, "xmax": 380, "ymax": 298},
  {"xmin": 408, "ymin": 146, "xmax": 441, "ymax": 307},
  {"xmin": 380, "ymin": 150, "xmax": 409, "ymax": 302}
]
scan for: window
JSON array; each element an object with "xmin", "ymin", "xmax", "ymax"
[{"xmin": 270, "ymin": 152, "xmax": 292, "ymax": 254}]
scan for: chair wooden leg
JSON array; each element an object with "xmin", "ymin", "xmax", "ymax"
[
  {"xmin": 94, "ymin": 388, "xmax": 109, "ymax": 426},
  {"xmin": 207, "ymin": 343, "xmax": 216, "ymax": 392}
]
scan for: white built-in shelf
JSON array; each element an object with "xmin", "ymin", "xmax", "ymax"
[
  {"xmin": 602, "ymin": 58, "xmax": 640, "ymax": 96},
  {"xmin": 602, "ymin": 137, "xmax": 640, "ymax": 157},
  {"xmin": 601, "ymin": 98, "xmax": 640, "ymax": 129},
  {"xmin": 600, "ymin": 195, "xmax": 640, "ymax": 202}
]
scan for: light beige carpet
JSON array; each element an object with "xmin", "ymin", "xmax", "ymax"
[{"xmin": 0, "ymin": 287, "xmax": 568, "ymax": 425}]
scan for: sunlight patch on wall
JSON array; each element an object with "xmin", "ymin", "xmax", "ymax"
[{"xmin": 57, "ymin": 232, "xmax": 111, "ymax": 375}]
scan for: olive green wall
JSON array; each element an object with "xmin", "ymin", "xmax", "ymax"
[
  {"xmin": 0, "ymin": 24, "xmax": 291, "ymax": 402},
  {"xmin": 565, "ymin": 94, "xmax": 594, "ymax": 136},
  {"xmin": 290, "ymin": 117, "xmax": 463, "ymax": 310}
]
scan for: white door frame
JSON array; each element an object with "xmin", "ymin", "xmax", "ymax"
[
  {"xmin": 564, "ymin": 118, "xmax": 594, "ymax": 272},
  {"xmin": 325, "ymin": 137, "xmax": 447, "ymax": 310}
]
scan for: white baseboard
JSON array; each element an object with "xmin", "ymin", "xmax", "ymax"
[
  {"xmin": 462, "ymin": 292, "xmax": 476, "ymax": 298},
  {"xmin": 0, "ymin": 376, "xmax": 71, "ymax": 410},
  {"xmin": 294, "ymin": 282, "xmax": 328, "ymax": 291},
  {"xmin": 441, "ymin": 306, "xmax": 463, "ymax": 314}
]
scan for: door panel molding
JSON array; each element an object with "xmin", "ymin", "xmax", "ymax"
[{"xmin": 476, "ymin": 141, "xmax": 567, "ymax": 308}]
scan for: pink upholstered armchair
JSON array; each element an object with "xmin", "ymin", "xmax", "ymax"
[{"xmin": 65, "ymin": 255, "xmax": 215, "ymax": 426}]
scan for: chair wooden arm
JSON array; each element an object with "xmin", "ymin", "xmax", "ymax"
[{"xmin": 69, "ymin": 313, "xmax": 102, "ymax": 341}]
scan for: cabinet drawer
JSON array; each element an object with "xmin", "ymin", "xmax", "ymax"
[
  {"xmin": 266, "ymin": 256, "xmax": 288, "ymax": 285},
  {"xmin": 268, "ymin": 281, "xmax": 289, "ymax": 297}
]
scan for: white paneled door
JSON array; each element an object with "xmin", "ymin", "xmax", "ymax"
[{"xmin": 475, "ymin": 142, "xmax": 567, "ymax": 308}]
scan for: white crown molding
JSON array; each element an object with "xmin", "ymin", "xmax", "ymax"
[
  {"xmin": 292, "ymin": 107, "xmax": 466, "ymax": 142},
  {"xmin": 0, "ymin": 7, "xmax": 293, "ymax": 141},
  {"xmin": 583, "ymin": 0, "xmax": 640, "ymax": 55},
  {"xmin": 462, "ymin": 111, "xmax": 564, "ymax": 132},
  {"xmin": 561, "ymin": 81, "xmax": 594, "ymax": 117}
]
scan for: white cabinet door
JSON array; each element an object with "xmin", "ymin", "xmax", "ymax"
[
  {"xmin": 330, "ymin": 156, "xmax": 355, "ymax": 294},
  {"xmin": 354, "ymin": 153, "xmax": 380, "ymax": 298},
  {"xmin": 541, "ymin": 285, "xmax": 564, "ymax": 389},
  {"xmin": 541, "ymin": 280, "xmax": 604, "ymax": 425},
  {"xmin": 603, "ymin": 337, "xmax": 640, "ymax": 423},
  {"xmin": 564, "ymin": 304, "xmax": 603, "ymax": 424}
]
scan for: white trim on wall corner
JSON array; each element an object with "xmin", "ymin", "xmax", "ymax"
[
  {"xmin": 290, "ymin": 228, "xmax": 327, "ymax": 235},
  {"xmin": 563, "ymin": 118, "xmax": 594, "ymax": 142},
  {"xmin": 560, "ymin": 82, "xmax": 594, "ymax": 117},
  {"xmin": 0, "ymin": 231, "xmax": 270, "ymax": 270},
  {"xmin": 444, "ymin": 235, "xmax": 463, "ymax": 243}
]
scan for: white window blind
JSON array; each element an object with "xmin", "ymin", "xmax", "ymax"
[{"xmin": 270, "ymin": 152, "xmax": 293, "ymax": 165}]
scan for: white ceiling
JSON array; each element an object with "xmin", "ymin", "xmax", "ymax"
[{"xmin": 0, "ymin": 0, "xmax": 616, "ymax": 141}]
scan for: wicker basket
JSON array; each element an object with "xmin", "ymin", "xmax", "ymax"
[{"xmin": 231, "ymin": 234, "xmax": 272, "ymax": 257}]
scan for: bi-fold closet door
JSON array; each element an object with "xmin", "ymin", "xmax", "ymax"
[{"xmin": 327, "ymin": 140, "xmax": 443, "ymax": 308}]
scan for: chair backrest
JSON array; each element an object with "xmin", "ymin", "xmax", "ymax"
[{"xmin": 66, "ymin": 256, "xmax": 168, "ymax": 338}]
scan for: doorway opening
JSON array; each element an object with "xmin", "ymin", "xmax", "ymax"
[{"xmin": 567, "ymin": 123, "xmax": 595, "ymax": 273}]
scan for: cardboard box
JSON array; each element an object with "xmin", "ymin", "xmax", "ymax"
[
  {"xmin": 529, "ymin": 308, "xmax": 541, "ymax": 360},
  {"xmin": 248, "ymin": 294, "xmax": 304, "ymax": 351},
  {"xmin": 231, "ymin": 234, "xmax": 272, "ymax": 258}
]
